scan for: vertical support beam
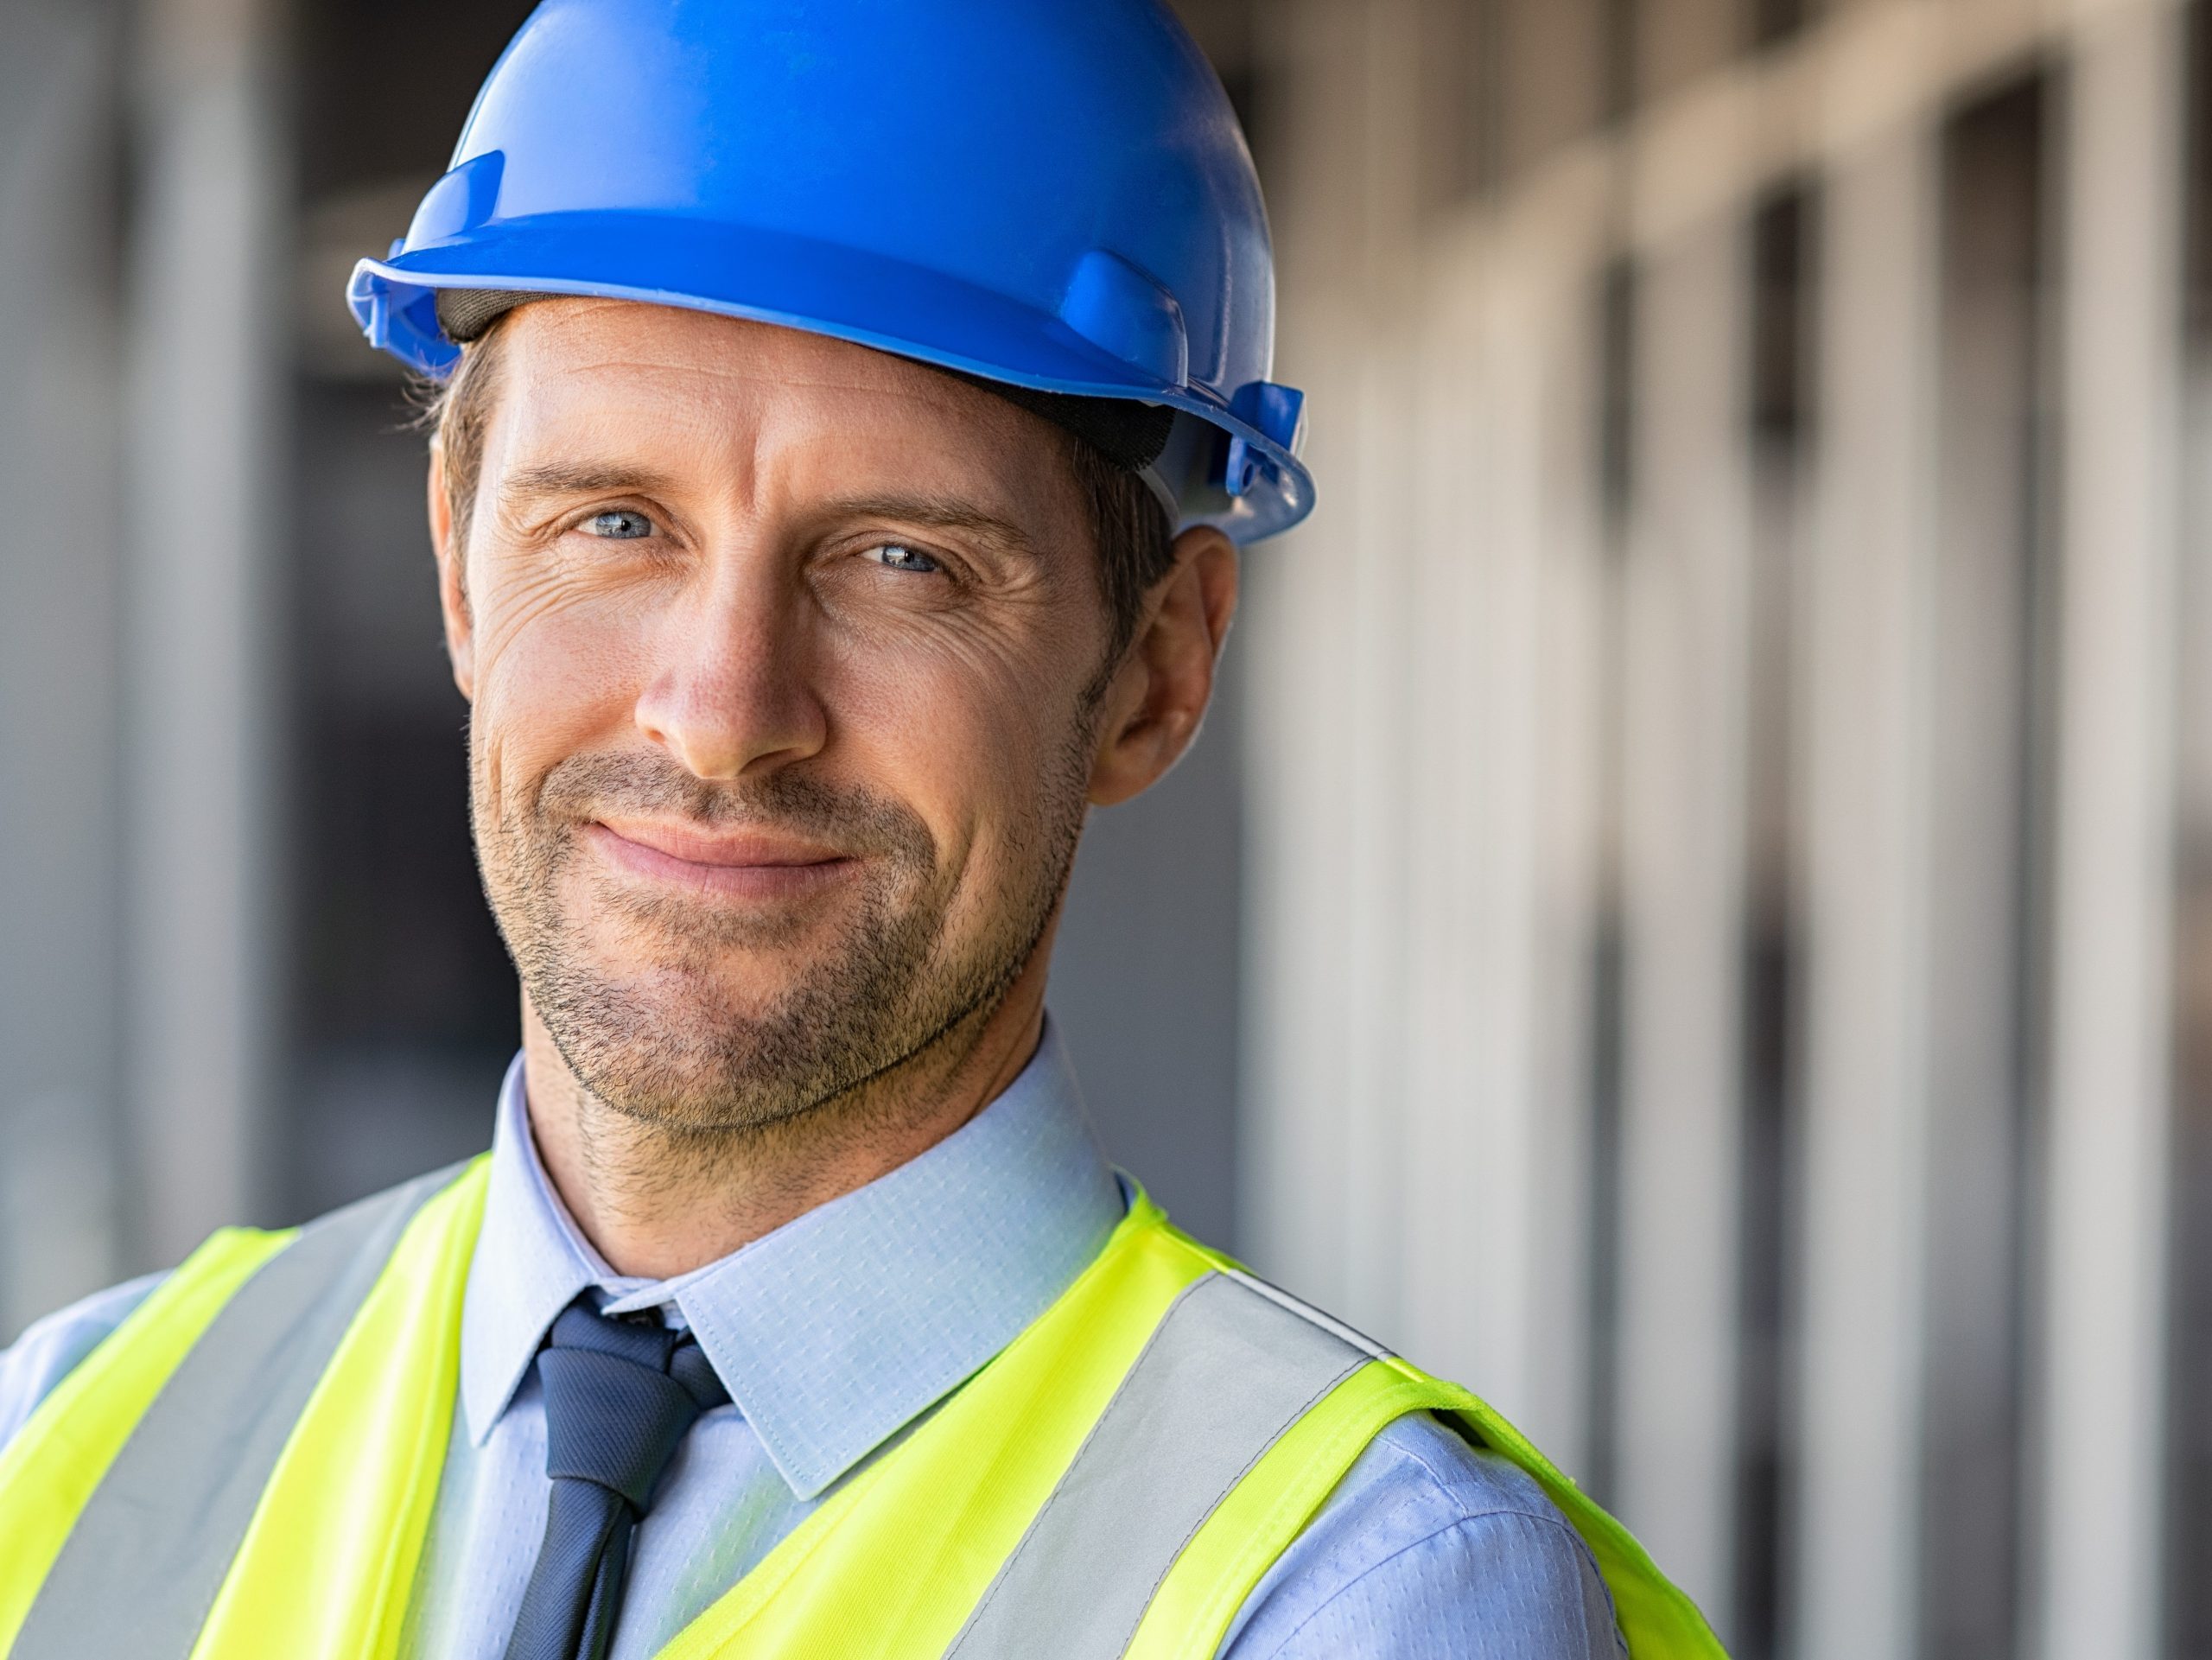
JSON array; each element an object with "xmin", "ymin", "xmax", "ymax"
[
  {"xmin": 1516, "ymin": 210, "xmax": 1613, "ymax": 1479},
  {"xmin": 1241, "ymin": 0, "xmax": 1425, "ymax": 1337},
  {"xmin": 1327, "ymin": 346, "xmax": 1414, "ymax": 1334},
  {"xmin": 1614, "ymin": 220, "xmax": 1751, "ymax": 1625},
  {"xmin": 1240, "ymin": 0, "xmax": 1378, "ymax": 1308},
  {"xmin": 1395, "ymin": 247, "xmax": 1497, "ymax": 1390},
  {"xmin": 1795, "ymin": 124, "xmax": 1938, "ymax": 1660},
  {"xmin": 1397, "ymin": 176, "xmax": 1609, "ymax": 1468},
  {"xmin": 2036, "ymin": 7, "xmax": 2184, "ymax": 1657},
  {"xmin": 0, "ymin": 0, "xmax": 126, "ymax": 1336},
  {"xmin": 1332, "ymin": 0, "xmax": 1425, "ymax": 1337},
  {"xmin": 125, "ymin": 0, "xmax": 284, "ymax": 1259}
]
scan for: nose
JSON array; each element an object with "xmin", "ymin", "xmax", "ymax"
[{"xmin": 632, "ymin": 562, "xmax": 827, "ymax": 781}]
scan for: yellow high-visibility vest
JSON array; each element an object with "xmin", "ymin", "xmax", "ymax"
[{"xmin": 0, "ymin": 1159, "xmax": 1724, "ymax": 1658}]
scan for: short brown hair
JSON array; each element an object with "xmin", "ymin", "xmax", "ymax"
[{"xmin": 425, "ymin": 318, "xmax": 1176, "ymax": 674}]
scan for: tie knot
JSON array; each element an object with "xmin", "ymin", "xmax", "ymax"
[{"xmin": 535, "ymin": 1300, "xmax": 730, "ymax": 1511}]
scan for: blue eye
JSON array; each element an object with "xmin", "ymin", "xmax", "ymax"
[
  {"xmin": 584, "ymin": 509, "xmax": 655, "ymax": 539},
  {"xmin": 868, "ymin": 543, "xmax": 940, "ymax": 574}
]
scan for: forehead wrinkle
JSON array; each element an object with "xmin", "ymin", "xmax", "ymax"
[
  {"xmin": 516, "ymin": 297, "xmax": 1033, "ymax": 434},
  {"xmin": 517, "ymin": 298, "xmax": 938, "ymax": 402},
  {"xmin": 491, "ymin": 385, "xmax": 768, "ymax": 525},
  {"xmin": 495, "ymin": 305, "xmax": 1074, "ymax": 535}
]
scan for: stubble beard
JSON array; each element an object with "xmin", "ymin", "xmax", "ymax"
[{"xmin": 473, "ymin": 739, "xmax": 1091, "ymax": 1145}]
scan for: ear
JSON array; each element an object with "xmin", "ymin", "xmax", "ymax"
[
  {"xmin": 1088, "ymin": 525, "xmax": 1239, "ymax": 806},
  {"xmin": 428, "ymin": 445, "xmax": 475, "ymax": 702}
]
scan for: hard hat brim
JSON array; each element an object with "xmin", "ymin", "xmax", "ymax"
[{"xmin": 349, "ymin": 213, "xmax": 1313, "ymax": 544}]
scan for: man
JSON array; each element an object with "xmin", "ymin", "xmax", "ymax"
[{"xmin": 0, "ymin": 3, "xmax": 1719, "ymax": 1657}]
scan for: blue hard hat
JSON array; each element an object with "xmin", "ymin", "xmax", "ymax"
[{"xmin": 348, "ymin": 0, "xmax": 1314, "ymax": 543}]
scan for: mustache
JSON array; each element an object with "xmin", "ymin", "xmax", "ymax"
[{"xmin": 530, "ymin": 752, "xmax": 936, "ymax": 865}]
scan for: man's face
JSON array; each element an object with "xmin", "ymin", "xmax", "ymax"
[{"xmin": 442, "ymin": 300, "xmax": 1122, "ymax": 1133}]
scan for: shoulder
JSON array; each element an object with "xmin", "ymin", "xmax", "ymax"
[
  {"xmin": 0, "ymin": 1272, "xmax": 168, "ymax": 1453},
  {"xmin": 1219, "ymin": 1411, "xmax": 1625, "ymax": 1660}
]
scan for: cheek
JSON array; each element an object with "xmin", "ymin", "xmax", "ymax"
[
  {"xmin": 828, "ymin": 628, "xmax": 1088, "ymax": 894},
  {"xmin": 470, "ymin": 577, "xmax": 655, "ymax": 804}
]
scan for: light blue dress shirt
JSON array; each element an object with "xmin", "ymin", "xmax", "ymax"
[{"xmin": 0, "ymin": 1021, "xmax": 1623, "ymax": 1658}]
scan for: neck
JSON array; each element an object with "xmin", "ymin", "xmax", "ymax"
[{"xmin": 519, "ymin": 970, "xmax": 1048, "ymax": 1280}]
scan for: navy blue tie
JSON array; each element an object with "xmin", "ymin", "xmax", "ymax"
[{"xmin": 503, "ymin": 1299, "xmax": 730, "ymax": 1660}]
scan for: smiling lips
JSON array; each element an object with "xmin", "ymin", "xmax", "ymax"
[{"xmin": 586, "ymin": 817, "xmax": 855, "ymax": 900}]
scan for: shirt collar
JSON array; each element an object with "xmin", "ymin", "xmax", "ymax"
[{"xmin": 460, "ymin": 1018, "xmax": 1125, "ymax": 1498}]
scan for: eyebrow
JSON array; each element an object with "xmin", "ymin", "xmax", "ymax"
[{"xmin": 498, "ymin": 461, "xmax": 683, "ymax": 506}]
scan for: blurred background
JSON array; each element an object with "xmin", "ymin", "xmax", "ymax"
[{"xmin": 5, "ymin": 0, "xmax": 2210, "ymax": 1654}]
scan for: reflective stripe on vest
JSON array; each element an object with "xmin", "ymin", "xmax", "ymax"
[
  {"xmin": 946, "ymin": 1269, "xmax": 1378, "ymax": 1660},
  {"xmin": 10, "ymin": 1164, "xmax": 463, "ymax": 1660},
  {"xmin": 0, "ymin": 1163, "xmax": 1725, "ymax": 1659}
]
